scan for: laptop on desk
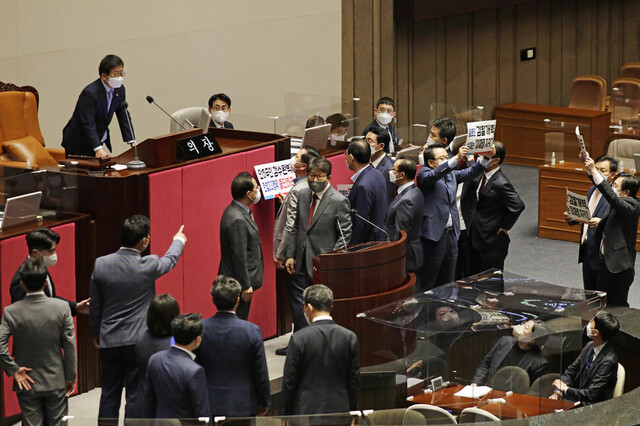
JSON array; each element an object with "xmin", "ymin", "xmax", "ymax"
[
  {"xmin": 0, "ymin": 191, "xmax": 43, "ymax": 232},
  {"xmin": 301, "ymin": 123, "xmax": 331, "ymax": 151}
]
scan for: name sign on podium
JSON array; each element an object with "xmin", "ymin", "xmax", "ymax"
[{"xmin": 176, "ymin": 132, "xmax": 223, "ymax": 161}]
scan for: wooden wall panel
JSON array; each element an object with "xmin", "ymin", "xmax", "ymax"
[
  {"xmin": 472, "ymin": 9, "xmax": 498, "ymax": 110},
  {"xmin": 498, "ymin": 6, "xmax": 516, "ymax": 107},
  {"xmin": 548, "ymin": 0, "xmax": 563, "ymax": 106},
  {"xmin": 445, "ymin": 14, "xmax": 471, "ymax": 108},
  {"xmin": 515, "ymin": 2, "xmax": 538, "ymax": 103},
  {"xmin": 575, "ymin": 0, "xmax": 593, "ymax": 77},
  {"xmin": 560, "ymin": 0, "xmax": 577, "ymax": 105},
  {"xmin": 622, "ymin": 0, "xmax": 640, "ymax": 63},
  {"xmin": 536, "ymin": 0, "xmax": 551, "ymax": 105}
]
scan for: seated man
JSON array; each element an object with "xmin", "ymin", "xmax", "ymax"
[
  {"xmin": 208, "ymin": 93, "xmax": 234, "ymax": 129},
  {"xmin": 472, "ymin": 319, "xmax": 549, "ymax": 386},
  {"xmin": 551, "ymin": 311, "xmax": 619, "ymax": 405},
  {"xmin": 326, "ymin": 113, "xmax": 349, "ymax": 145}
]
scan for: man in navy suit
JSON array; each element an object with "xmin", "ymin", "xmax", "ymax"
[
  {"xmin": 416, "ymin": 143, "xmax": 495, "ymax": 290},
  {"xmin": 362, "ymin": 96, "xmax": 399, "ymax": 153},
  {"xmin": 145, "ymin": 313, "xmax": 210, "ymax": 419},
  {"xmin": 384, "ymin": 157, "xmax": 424, "ymax": 274},
  {"xmin": 346, "ymin": 139, "xmax": 389, "ymax": 244},
  {"xmin": 564, "ymin": 155, "xmax": 617, "ymax": 290},
  {"xmin": 62, "ymin": 54, "xmax": 135, "ymax": 158},
  {"xmin": 551, "ymin": 311, "xmax": 619, "ymax": 405},
  {"xmin": 367, "ymin": 127, "xmax": 396, "ymax": 204},
  {"xmin": 208, "ymin": 93, "xmax": 234, "ymax": 129},
  {"xmin": 195, "ymin": 275, "xmax": 270, "ymax": 418}
]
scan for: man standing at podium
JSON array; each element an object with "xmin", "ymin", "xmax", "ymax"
[{"xmin": 62, "ymin": 54, "xmax": 135, "ymax": 158}]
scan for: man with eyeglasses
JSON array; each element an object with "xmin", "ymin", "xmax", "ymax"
[
  {"xmin": 62, "ymin": 54, "xmax": 135, "ymax": 159},
  {"xmin": 208, "ymin": 93, "xmax": 234, "ymax": 129}
]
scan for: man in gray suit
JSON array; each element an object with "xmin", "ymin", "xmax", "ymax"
[
  {"xmin": 90, "ymin": 214, "xmax": 186, "ymax": 419},
  {"xmin": 219, "ymin": 171, "xmax": 264, "ymax": 320},
  {"xmin": 0, "ymin": 258, "xmax": 76, "ymax": 426}
]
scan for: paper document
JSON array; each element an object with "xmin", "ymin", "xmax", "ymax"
[
  {"xmin": 454, "ymin": 385, "xmax": 492, "ymax": 398},
  {"xmin": 111, "ymin": 164, "xmax": 128, "ymax": 171},
  {"xmin": 575, "ymin": 126, "xmax": 587, "ymax": 153}
]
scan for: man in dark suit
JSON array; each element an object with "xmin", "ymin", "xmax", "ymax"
[
  {"xmin": 281, "ymin": 284, "xmax": 359, "ymax": 416},
  {"xmin": 366, "ymin": 127, "xmax": 396, "ymax": 204},
  {"xmin": 219, "ymin": 171, "xmax": 264, "ymax": 320},
  {"xmin": 90, "ymin": 215, "xmax": 186, "ymax": 419},
  {"xmin": 10, "ymin": 227, "xmax": 89, "ymax": 316},
  {"xmin": 362, "ymin": 96, "xmax": 399, "ymax": 153},
  {"xmin": 145, "ymin": 313, "xmax": 210, "ymax": 419},
  {"xmin": 196, "ymin": 275, "xmax": 270, "ymax": 418},
  {"xmin": 385, "ymin": 157, "xmax": 424, "ymax": 274},
  {"xmin": 0, "ymin": 258, "xmax": 76, "ymax": 425},
  {"xmin": 583, "ymin": 154, "xmax": 640, "ymax": 307},
  {"xmin": 472, "ymin": 320, "xmax": 549, "ymax": 386},
  {"xmin": 564, "ymin": 155, "xmax": 617, "ymax": 290},
  {"xmin": 346, "ymin": 139, "xmax": 389, "ymax": 244},
  {"xmin": 416, "ymin": 143, "xmax": 495, "ymax": 290},
  {"xmin": 551, "ymin": 311, "xmax": 619, "ymax": 405},
  {"xmin": 284, "ymin": 157, "xmax": 352, "ymax": 337},
  {"xmin": 428, "ymin": 117, "xmax": 457, "ymax": 148},
  {"xmin": 208, "ymin": 93, "xmax": 234, "ymax": 129},
  {"xmin": 461, "ymin": 142, "xmax": 525, "ymax": 274},
  {"xmin": 62, "ymin": 54, "xmax": 135, "ymax": 158}
]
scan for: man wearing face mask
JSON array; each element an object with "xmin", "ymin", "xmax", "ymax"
[
  {"xmin": 367, "ymin": 127, "xmax": 396, "ymax": 204},
  {"xmin": 563, "ymin": 155, "xmax": 617, "ymax": 291},
  {"xmin": 472, "ymin": 319, "xmax": 549, "ymax": 387},
  {"xmin": 551, "ymin": 312, "xmax": 619, "ymax": 405},
  {"xmin": 208, "ymin": 93, "xmax": 234, "ymax": 129},
  {"xmin": 10, "ymin": 228, "xmax": 90, "ymax": 316},
  {"xmin": 362, "ymin": 97, "xmax": 399, "ymax": 154},
  {"xmin": 583, "ymin": 152, "xmax": 640, "ymax": 307},
  {"xmin": 326, "ymin": 113, "xmax": 350, "ymax": 146},
  {"xmin": 62, "ymin": 54, "xmax": 135, "ymax": 159},
  {"xmin": 219, "ymin": 172, "xmax": 264, "ymax": 320},
  {"xmin": 90, "ymin": 214, "xmax": 186, "ymax": 419},
  {"xmin": 416, "ymin": 143, "xmax": 495, "ymax": 290}
]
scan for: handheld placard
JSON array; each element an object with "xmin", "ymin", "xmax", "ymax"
[{"xmin": 575, "ymin": 126, "xmax": 587, "ymax": 154}]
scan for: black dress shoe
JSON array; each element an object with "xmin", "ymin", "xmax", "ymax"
[{"xmin": 275, "ymin": 346, "xmax": 288, "ymax": 356}]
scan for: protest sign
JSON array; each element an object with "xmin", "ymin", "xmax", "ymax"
[
  {"xmin": 566, "ymin": 188, "xmax": 590, "ymax": 223},
  {"xmin": 466, "ymin": 120, "xmax": 496, "ymax": 155},
  {"xmin": 254, "ymin": 160, "xmax": 295, "ymax": 200}
]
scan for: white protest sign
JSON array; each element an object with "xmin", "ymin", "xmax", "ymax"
[
  {"xmin": 254, "ymin": 160, "xmax": 295, "ymax": 200},
  {"xmin": 575, "ymin": 126, "xmax": 587, "ymax": 153},
  {"xmin": 337, "ymin": 184, "xmax": 353, "ymax": 198},
  {"xmin": 566, "ymin": 188, "xmax": 590, "ymax": 224},
  {"xmin": 466, "ymin": 120, "xmax": 496, "ymax": 155}
]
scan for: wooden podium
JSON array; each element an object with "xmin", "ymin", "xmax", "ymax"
[{"xmin": 312, "ymin": 232, "xmax": 417, "ymax": 367}]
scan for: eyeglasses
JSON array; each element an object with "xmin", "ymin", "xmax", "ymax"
[
  {"xmin": 308, "ymin": 174, "xmax": 328, "ymax": 181},
  {"xmin": 433, "ymin": 156, "xmax": 449, "ymax": 162},
  {"xmin": 109, "ymin": 71, "xmax": 126, "ymax": 77}
]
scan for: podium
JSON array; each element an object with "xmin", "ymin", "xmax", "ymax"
[{"xmin": 312, "ymin": 231, "xmax": 417, "ymax": 366}]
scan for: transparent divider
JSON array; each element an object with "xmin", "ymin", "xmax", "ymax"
[
  {"xmin": 544, "ymin": 119, "xmax": 591, "ymax": 165},
  {"xmin": 282, "ymin": 92, "xmax": 360, "ymax": 138}
]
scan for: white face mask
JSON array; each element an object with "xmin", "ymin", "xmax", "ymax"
[
  {"xmin": 586, "ymin": 322, "xmax": 593, "ymax": 338},
  {"xmin": 251, "ymin": 188, "xmax": 261, "ymax": 204},
  {"xmin": 388, "ymin": 170, "xmax": 398, "ymax": 183},
  {"xmin": 370, "ymin": 145, "xmax": 377, "ymax": 157},
  {"xmin": 289, "ymin": 156, "xmax": 299, "ymax": 173},
  {"xmin": 426, "ymin": 137, "xmax": 439, "ymax": 146},
  {"xmin": 108, "ymin": 77, "xmax": 123, "ymax": 89},
  {"xmin": 43, "ymin": 253, "xmax": 58, "ymax": 267},
  {"xmin": 212, "ymin": 110, "xmax": 229, "ymax": 124},
  {"xmin": 331, "ymin": 133, "xmax": 346, "ymax": 142},
  {"xmin": 418, "ymin": 153, "xmax": 425, "ymax": 166},
  {"xmin": 377, "ymin": 112, "xmax": 393, "ymax": 125}
]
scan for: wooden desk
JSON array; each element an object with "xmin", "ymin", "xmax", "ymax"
[
  {"xmin": 409, "ymin": 385, "xmax": 574, "ymax": 419},
  {"xmin": 495, "ymin": 103, "xmax": 611, "ymax": 166},
  {"xmin": 538, "ymin": 162, "xmax": 640, "ymax": 250}
]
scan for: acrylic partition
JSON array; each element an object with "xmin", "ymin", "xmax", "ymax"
[
  {"xmin": 610, "ymin": 84, "xmax": 640, "ymax": 134},
  {"xmin": 543, "ymin": 120, "xmax": 592, "ymax": 166},
  {"xmin": 0, "ymin": 167, "xmax": 79, "ymax": 213},
  {"xmin": 356, "ymin": 269, "xmax": 606, "ymax": 420}
]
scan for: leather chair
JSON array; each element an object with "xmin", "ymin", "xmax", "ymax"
[
  {"xmin": 610, "ymin": 78, "xmax": 640, "ymax": 124},
  {"xmin": 621, "ymin": 62, "xmax": 640, "ymax": 81},
  {"xmin": 0, "ymin": 81, "xmax": 65, "ymax": 169},
  {"xmin": 364, "ymin": 408, "xmax": 426, "ymax": 425},
  {"xmin": 568, "ymin": 75, "xmax": 607, "ymax": 111},
  {"xmin": 489, "ymin": 366, "xmax": 530, "ymax": 394},
  {"xmin": 170, "ymin": 107, "xmax": 206, "ymax": 133},
  {"xmin": 407, "ymin": 403, "xmax": 457, "ymax": 424},
  {"xmin": 613, "ymin": 363, "xmax": 626, "ymax": 398},
  {"xmin": 527, "ymin": 373, "xmax": 561, "ymax": 398},
  {"xmin": 458, "ymin": 407, "xmax": 500, "ymax": 422},
  {"xmin": 606, "ymin": 137, "xmax": 640, "ymax": 170}
]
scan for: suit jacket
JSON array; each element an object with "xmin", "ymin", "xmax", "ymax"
[
  {"xmin": 130, "ymin": 329, "xmax": 172, "ymax": 418},
  {"xmin": 62, "ymin": 78, "xmax": 134, "ymax": 156},
  {"xmin": 348, "ymin": 166, "xmax": 389, "ymax": 244},
  {"xmin": 374, "ymin": 154, "xmax": 397, "ymax": 204},
  {"xmin": 417, "ymin": 160, "xmax": 487, "ymax": 241},
  {"xmin": 287, "ymin": 185, "xmax": 352, "ymax": 277},
  {"xmin": 10, "ymin": 268, "xmax": 78, "ymax": 316},
  {"xmin": 461, "ymin": 169, "xmax": 525, "ymax": 251},
  {"xmin": 594, "ymin": 179, "xmax": 640, "ymax": 273},
  {"xmin": 195, "ymin": 312, "xmax": 270, "ymax": 417},
  {"xmin": 209, "ymin": 119, "xmax": 234, "ymax": 129},
  {"xmin": 273, "ymin": 177, "xmax": 308, "ymax": 260},
  {"xmin": 362, "ymin": 120, "xmax": 398, "ymax": 151},
  {"xmin": 573, "ymin": 186, "xmax": 609, "ymax": 269},
  {"xmin": 219, "ymin": 202, "xmax": 264, "ymax": 290},
  {"xmin": 0, "ymin": 294, "xmax": 76, "ymax": 392},
  {"xmin": 90, "ymin": 239, "xmax": 184, "ymax": 348},
  {"xmin": 561, "ymin": 341, "xmax": 618, "ymax": 405},
  {"xmin": 281, "ymin": 319, "xmax": 360, "ymax": 415},
  {"xmin": 145, "ymin": 347, "xmax": 210, "ymax": 419},
  {"xmin": 384, "ymin": 183, "xmax": 424, "ymax": 271},
  {"xmin": 472, "ymin": 336, "xmax": 549, "ymax": 386}
]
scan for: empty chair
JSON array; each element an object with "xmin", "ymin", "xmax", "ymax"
[
  {"xmin": 365, "ymin": 408, "xmax": 426, "ymax": 425},
  {"xmin": 613, "ymin": 363, "xmax": 626, "ymax": 398},
  {"xmin": 527, "ymin": 373, "xmax": 561, "ymax": 397},
  {"xmin": 568, "ymin": 75, "xmax": 607, "ymax": 110},
  {"xmin": 458, "ymin": 407, "xmax": 500, "ymax": 423},
  {"xmin": 606, "ymin": 137, "xmax": 640, "ymax": 169},
  {"xmin": 610, "ymin": 78, "xmax": 640, "ymax": 124},
  {"xmin": 621, "ymin": 62, "xmax": 640, "ymax": 81},
  {"xmin": 170, "ymin": 106, "xmax": 206, "ymax": 133},
  {"xmin": 407, "ymin": 404, "xmax": 457, "ymax": 424},
  {"xmin": 489, "ymin": 366, "xmax": 530, "ymax": 394}
]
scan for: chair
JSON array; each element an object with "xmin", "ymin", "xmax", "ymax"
[
  {"xmin": 613, "ymin": 363, "xmax": 626, "ymax": 398},
  {"xmin": 527, "ymin": 373, "xmax": 561, "ymax": 397},
  {"xmin": 365, "ymin": 408, "xmax": 426, "ymax": 425},
  {"xmin": 621, "ymin": 62, "xmax": 640, "ymax": 81},
  {"xmin": 606, "ymin": 137, "xmax": 640, "ymax": 170},
  {"xmin": 610, "ymin": 78, "xmax": 640, "ymax": 124},
  {"xmin": 0, "ymin": 81, "xmax": 65, "ymax": 169},
  {"xmin": 489, "ymin": 366, "xmax": 530, "ymax": 394},
  {"xmin": 568, "ymin": 75, "xmax": 607, "ymax": 111},
  {"xmin": 407, "ymin": 404, "xmax": 457, "ymax": 424},
  {"xmin": 458, "ymin": 407, "xmax": 500, "ymax": 423},
  {"xmin": 170, "ymin": 107, "xmax": 206, "ymax": 133}
]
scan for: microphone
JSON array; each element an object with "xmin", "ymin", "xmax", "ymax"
[
  {"xmin": 335, "ymin": 214, "xmax": 349, "ymax": 251},
  {"xmin": 146, "ymin": 95, "xmax": 187, "ymax": 131},
  {"xmin": 121, "ymin": 101, "xmax": 146, "ymax": 170},
  {"xmin": 349, "ymin": 209, "xmax": 390, "ymax": 242}
]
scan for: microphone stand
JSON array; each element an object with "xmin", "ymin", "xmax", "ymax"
[{"xmin": 122, "ymin": 103, "xmax": 146, "ymax": 169}]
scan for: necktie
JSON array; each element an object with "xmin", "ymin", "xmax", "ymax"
[
  {"xmin": 309, "ymin": 194, "xmax": 318, "ymax": 226},
  {"xmin": 584, "ymin": 351, "xmax": 594, "ymax": 371},
  {"xmin": 106, "ymin": 89, "xmax": 113, "ymax": 113},
  {"xmin": 479, "ymin": 174, "xmax": 487, "ymax": 191},
  {"xmin": 581, "ymin": 190, "xmax": 601, "ymax": 244}
]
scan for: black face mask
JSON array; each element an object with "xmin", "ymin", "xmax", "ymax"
[{"xmin": 308, "ymin": 180, "xmax": 327, "ymax": 193}]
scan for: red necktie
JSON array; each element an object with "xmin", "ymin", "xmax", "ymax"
[
  {"xmin": 479, "ymin": 174, "xmax": 487, "ymax": 191},
  {"xmin": 309, "ymin": 194, "xmax": 318, "ymax": 226}
]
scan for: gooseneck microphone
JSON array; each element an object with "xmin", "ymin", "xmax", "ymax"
[
  {"xmin": 146, "ymin": 95, "xmax": 187, "ymax": 131},
  {"xmin": 121, "ymin": 102, "xmax": 146, "ymax": 169},
  {"xmin": 349, "ymin": 209, "xmax": 391, "ymax": 242},
  {"xmin": 335, "ymin": 214, "xmax": 349, "ymax": 251}
]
